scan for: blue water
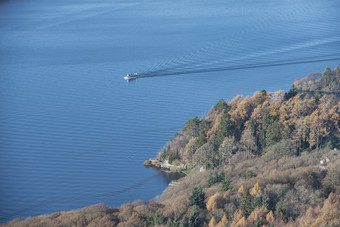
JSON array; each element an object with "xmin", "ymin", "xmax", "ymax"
[{"xmin": 0, "ymin": 0, "xmax": 339, "ymax": 222}]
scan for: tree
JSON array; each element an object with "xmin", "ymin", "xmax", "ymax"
[
  {"xmin": 247, "ymin": 170, "xmax": 256, "ymax": 179},
  {"xmin": 166, "ymin": 218, "xmax": 178, "ymax": 227},
  {"xmin": 251, "ymin": 196, "xmax": 263, "ymax": 210},
  {"xmin": 240, "ymin": 127, "xmax": 257, "ymax": 153},
  {"xmin": 192, "ymin": 143, "xmax": 215, "ymax": 169},
  {"xmin": 265, "ymin": 121, "xmax": 281, "ymax": 147},
  {"xmin": 238, "ymin": 185, "xmax": 245, "ymax": 194},
  {"xmin": 218, "ymin": 136, "xmax": 237, "ymax": 166},
  {"xmin": 169, "ymin": 152, "xmax": 180, "ymax": 164},
  {"xmin": 179, "ymin": 217, "xmax": 189, "ymax": 227},
  {"xmin": 321, "ymin": 184, "xmax": 335, "ymax": 198},
  {"xmin": 240, "ymin": 189, "xmax": 253, "ymax": 217},
  {"xmin": 206, "ymin": 192, "xmax": 225, "ymax": 211},
  {"xmin": 248, "ymin": 206, "xmax": 268, "ymax": 224},
  {"xmin": 275, "ymin": 199, "xmax": 285, "ymax": 217},
  {"xmin": 259, "ymin": 111, "xmax": 272, "ymax": 150},
  {"xmin": 219, "ymin": 214, "xmax": 228, "ymax": 227},
  {"xmin": 188, "ymin": 205, "xmax": 202, "ymax": 227},
  {"xmin": 266, "ymin": 210, "xmax": 274, "ymax": 224},
  {"xmin": 322, "ymin": 66, "xmax": 331, "ymax": 77},
  {"xmin": 209, "ymin": 216, "xmax": 217, "ymax": 227},
  {"xmin": 206, "ymin": 172, "xmax": 219, "ymax": 187},
  {"xmin": 214, "ymin": 113, "xmax": 234, "ymax": 150},
  {"xmin": 147, "ymin": 210, "xmax": 165, "ymax": 226},
  {"xmin": 220, "ymin": 175, "xmax": 231, "ymax": 191},
  {"xmin": 184, "ymin": 117, "xmax": 200, "ymax": 136},
  {"xmin": 250, "ymin": 183, "xmax": 261, "ymax": 197},
  {"xmin": 189, "ymin": 186, "xmax": 206, "ymax": 208},
  {"xmin": 284, "ymin": 84, "xmax": 298, "ymax": 100},
  {"xmin": 197, "ymin": 130, "xmax": 207, "ymax": 148},
  {"xmin": 214, "ymin": 99, "xmax": 229, "ymax": 113},
  {"xmin": 262, "ymin": 193, "xmax": 269, "ymax": 209}
]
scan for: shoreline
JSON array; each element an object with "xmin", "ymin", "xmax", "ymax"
[{"xmin": 144, "ymin": 158, "xmax": 192, "ymax": 175}]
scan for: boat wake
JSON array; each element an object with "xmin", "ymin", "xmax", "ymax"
[{"xmin": 128, "ymin": 36, "xmax": 340, "ymax": 79}]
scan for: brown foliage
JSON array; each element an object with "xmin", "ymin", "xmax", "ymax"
[
  {"xmin": 209, "ymin": 216, "xmax": 217, "ymax": 227},
  {"xmin": 266, "ymin": 210, "xmax": 274, "ymax": 224},
  {"xmin": 238, "ymin": 185, "xmax": 245, "ymax": 194},
  {"xmin": 247, "ymin": 206, "xmax": 268, "ymax": 225},
  {"xmin": 3, "ymin": 204, "xmax": 119, "ymax": 227},
  {"xmin": 250, "ymin": 183, "xmax": 261, "ymax": 197},
  {"xmin": 207, "ymin": 192, "xmax": 225, "ymax": 212},
  {"xmin": 294, "ymin": 193, "xmax": 340, "ymax": 227}
]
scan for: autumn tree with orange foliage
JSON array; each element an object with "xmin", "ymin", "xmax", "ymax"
[
  {"xmin": 218, "ymin": 214, "xmax": 228, "ymax": 227},
  {"xmin": 250, "ymin": 183, "xmax": 261, "ymax": 197},
  {"xmin": 209, "ymin": 216, "xmax": 217, "ymax": 227},
  {"xmin": 206, "ymin": 192, "xmax": 225, "ymax": 211},
  {"xmin": 238, "ymin": 185, "xmax": 245, "ymax": 194}
]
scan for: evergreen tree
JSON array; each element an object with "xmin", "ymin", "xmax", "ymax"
[
  {"xmin": 259, "ymin": 112, "xmax": 271, "ymax": 150},
  {"xmin": 240, "ymin": 189, "xmax": 253, "ymax": 217},
  {"xmin": 284, "ymin": 84, "xmax": 298, "ymax": 100},
  {"xmin": 262, "ymin": 194, "xmax": 269, "ymax": 209},
  {"xmin": 322, "ymin": 66, "xmax": 331, "ymax": 77},
  {"xmin": 259, "ymin": 129, "xmax": 267, "ymax": 151},
  {"xmin": 184, "ymin": 117, "xmax": 200, "ymax": 136},
  {"xmin": 188, "ymin": 205, "xmax": 202, "ymax": 227},
  {"xmin": 218, "ymin": 171, "xmax": 225, "ymax": 182},
  {"xmin": 251, "ymin": 196, "xmax": 262, "ymax": 209},
  {"xmin": 321, "ymin": 184, "xmax": 335, "ymax": 198},
  {"xmin": 214, "ymin": 113, "xmax": 233, "ymax": 150},
  {"xmin": 179, "ymin": 217, "xmax": 189, "ymax": 227},
  {"xmin": 206, "ymin": 172, "xmax": 219, "ymax": 187},
  {"xmin": 169, "ymin": 152, "xmax": 180, "ymax": 164},
  {"xmin": 154, "ymin": 210, "xmax": 165, "ymax": 225},
  {"xmin": 214, "ymin": 99, "xmax": 229, "ymax": 113},
  {"xmin": 247, "ymin": 170, "xmax": 256, "ymax": 179},
  {"xmin": 259, "ymin": 113, "xmax": 281, "ymax": 151},
  {"xmin": 197, "ymin": 130, "xmax": 207, "ymax": 148},
  {"xmin": 206, "ymin": 172, "xmax": 214, "ymax": 187},
  {"xmin": 147, "ymin": 210, "xmax": 165, "ymax": 226},
  {"xmin": 220, "ymin": 175, "xmax": 231, "ymax": 191},
  {"xmin": 275, "ymin": 199, "xmax": 285, "ymax": 217},
  {"xmin": 189, "ymin": 186, "xmax": 206, "ymax": 208},
  {"xmin": 265, "ymin": 121, "xmax": 281, "ymax": 147},
  {"xmin": 166, "ymin": 218, "xmax": 178, "ymax": 227}
]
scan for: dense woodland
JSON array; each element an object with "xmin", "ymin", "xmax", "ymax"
[{"xmin": 3, "ymin": 67, "xmax": 340, "ymax": 227}]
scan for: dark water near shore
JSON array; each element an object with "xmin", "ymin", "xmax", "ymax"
[{"xmin": 0, "ymin": 0, "xmax": 339, "ymax": 222}]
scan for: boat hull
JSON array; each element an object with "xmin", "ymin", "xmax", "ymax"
[{"xmin": 124, "ymin": 76, "xmax": 139, "ymax": 80}]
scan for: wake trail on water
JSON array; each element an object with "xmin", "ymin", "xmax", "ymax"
[{"xmin": 138, "ymin": 37, "xmax": 340, "ymax": 78}]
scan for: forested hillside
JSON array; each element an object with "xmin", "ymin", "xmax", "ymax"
[
  {"xmin": 4, "ymin": 67, "xmax": 340, "ymax": 227},
  {"xmin": 294, "ymin": 66, "xmax": 340, "ymax": 93},
  {"xmin": 159, "ymin": 67, "xmax": 339, "ymax": 169}
]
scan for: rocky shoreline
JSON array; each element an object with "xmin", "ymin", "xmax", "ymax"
[{"xmin": 144, "ymin": 158, "xmax": 192, "ymax": 173}]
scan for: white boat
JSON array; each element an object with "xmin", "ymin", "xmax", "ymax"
[{"xmin": 124, "ymin": 73, "xmax": 140, "ymax": 80}]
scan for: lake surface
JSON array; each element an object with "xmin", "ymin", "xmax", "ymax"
[{"xmin": 0, "ymin": 0, "xmax": 339, "ymax": 222}]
